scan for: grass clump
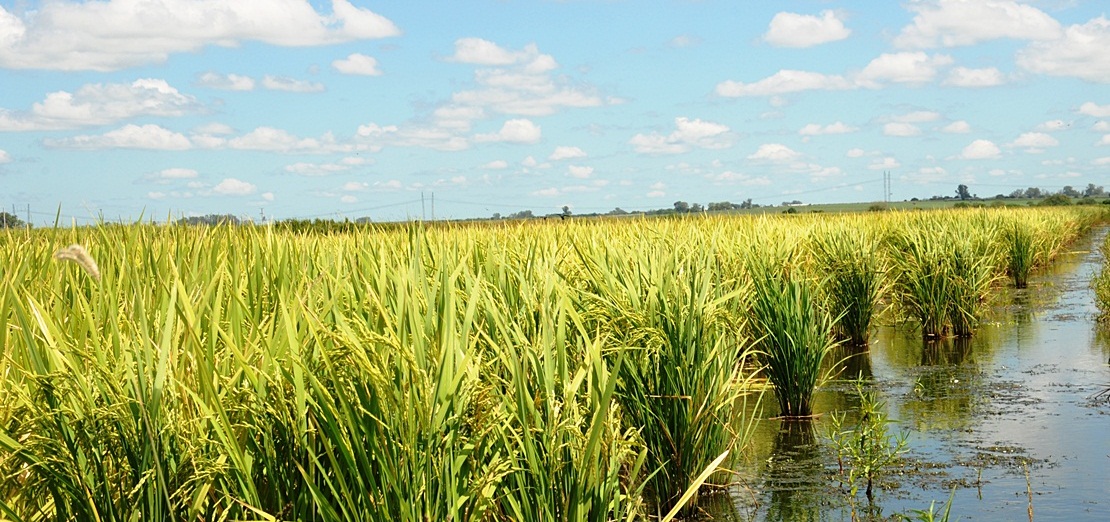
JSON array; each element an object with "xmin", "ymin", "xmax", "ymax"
[
  {"xmin": 748, "ymin": 254, "xmax": 838, "ymax": 418},
  {"xmin": 811, "ymin": 226, "xmax": 887, "ymax": 346}
]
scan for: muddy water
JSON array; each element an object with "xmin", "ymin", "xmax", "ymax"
[{"xmin": 719, "ymin": 228, "xmax": 1110, "ymax": 521}]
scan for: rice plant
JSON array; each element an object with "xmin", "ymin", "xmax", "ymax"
[
  {"xmin": 575, "ymin": 236, "xmax": 759, "ymax": 517},
  {"xmin": 811, "ymin": 226, "xmax": 887, "ymax": 346},
  {"xmin": 1004, "ymin": 223, "xmax": 1037, "ymax": 289},
  {"xmin": 747, "ymin": 253, "xmax": 838, "ymax": 418}
]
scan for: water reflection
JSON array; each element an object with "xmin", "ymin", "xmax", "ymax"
[{"xmin": 761, "ymin": 420, "xmax": 829, "ymax": 522}]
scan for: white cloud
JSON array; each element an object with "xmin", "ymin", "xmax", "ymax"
[
  {"xmin": 1100, "ymin": 135, "xmax": 1110, "ymax": 146},
  {"xmin": 332, "ymin": 53, "xmax": 382, "ymax": 76},
  {"xmin": 846, "ymin": 148, "xmax": 867, "ymax": 158},
  {"xmin": 261, "ymin": 192, "xmax": 275, "ymax": 202},
  {"xmin": 799, "ymin": 121, "xmax": 857, "ymax": 135},
  {"xmin": 284, "ymin": 162, "xmax": 350, "ymax": 176},
  {"xmin": 230, "ymin": 127, "xmax": 349, "ymax": 153},
  {"xmin": 46, "ymin": 124, "xmax": 192, "ymax": 150},
  {"xmin": 197, "ymin": 72, "xmax": 255, "ymax": 91},
  {"xmin": 357, "ymin": 123, "xmax": 468, "ymax": 151},
  {"xmin": 549, "ymin": 146, "xmax": 587, "ymax": 161},
  {"xmin": 763, "ymin": 10, "xmax": 851, "ymax": 48},
  {"xmin": 340, "ymin": 195, "xmax": 358, "ymax": 204},
  {"xmin": 942, "ymin": 120, "xmax": 971, "ymax": 133},
  {"xmin": 903, "ymin": 166, "xmax": 950, "ymax": 184},
  {"xmin": 668, "ymin": 35, "xmax": 701, "ymax": 48},
  {"xmin": 857, "ymin": 52, "xmax": 954, "ymax": 87},
  {"xmin": 0, "ymin": 79, "xmax": 197, "ymax": 130},
  {"xmin": 212, "ymin": 177, "xmax": 256, "ymax": 196},
  {"xmin": 262, "ymin": 76, "xmax": 325, "ymax": 93},
  {"xmin": 449, "ymin": 37, "xmax": 535, "ymax": 65},
  {"xmin": 1017, "ymin": 17, "xmax": 1110, "ymax": 83},
  {"xmin": 0, "ymin": 0, "xmax": 400, "ymax": 71},
  {"xmin": 0, "ymin": 149, "xmax": 10, "ymax": 163},
  {"xmin": 716, "ymin": 70, "xmax": 852, "ymax": 97},
  {"xmin": 147, "ymin": 191, "xmax": 166, "ymax": 200},
  {"xmin": 342, "ymin": 181, "xmax": 369, "ymax": 191},
  {"xmin": 1079, "ymin": 102, "xmax": 1110, "ymax": 117},
  {"xmin": 960, "ymin": 139, "xmax": 1001, "ymax": 159},
  {"xmin": 747, "ymin": 143, "xmax": 801, "ymax": 162},
  {"xmin": 567, "ymin": 165, "xmax": 594, "ymax": 179},
  {"xmin": 868, "ymin": 157, "xmax": 901, "ymax": 170},
  {"xmin": 630, "ymin": 117, "xmax": 731, "ymax": 154},
  {"xmin": 474, "ymin": 118, "xmax": 542, "ymax": 143},
  {"xmin": 894, "ymin": 0, "xmax": 1061, "ymax": 49},
  {"xmin": 943, "ymin": 66, "xmax": 1006, "ymax": 87},
  {"xmin": 482, "ymin": 160, "xmax": 509, "ymax": 170},
  {"xmin": 1094, "ymin": 157, "xmax": 1110, "ymax": 165},
  {"xmin": 1094, "ymin": 121, "xmax": 1110, "ymax": 132},
  {"xmin": 883, "ymin": 122, "xmax": 921, "ymax": 137},
  {"xmin": 1036, "ymin": 120, "xmax": 1071, "ymax": 131},
  {"xmin": 1009, "ymin": 132, "xmax": 1059, "ymax": 152},
  {"xmin": 195, "ymin": 122, "xmax": 235, "ymax": 135}
]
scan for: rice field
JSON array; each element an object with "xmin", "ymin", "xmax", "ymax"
[{"xmin": 0, "ymin": 207, "xmax": 1101, "ymax": 521}]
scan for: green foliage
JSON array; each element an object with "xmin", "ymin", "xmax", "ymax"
[
  {"xmin": 825, "ymin": 379, "xmax": 909, "ymax": 504},
  {"xmin": 812, "ymin": 227, "xmax": 887, "ymax": 346},
  {"xmin": 748, "ymin": 254, "xmax": 838, "ymax": 417},
  {"xmin": 0, "ymin": 211, "xmax": 25, "ymax": 228}
]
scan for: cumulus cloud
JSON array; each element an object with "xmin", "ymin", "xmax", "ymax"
[
  {"xmin": 0, "ymin": 79, "xmax": 198, "ymax": 130},
  {"xmin": 230, "ymin": 126, "xmax": 349, "ymax": 153},
  {"xmin": 474, "ymin": 119, "xmax": 542, "ymax": 144},
  {"xmin": 357, "ymin": 123, "xmax": 468, "ymax": 151},
  {"xmin": 446, "ymin": 39, "xmax": 605, "ymax": 117},
  {"xmin": 332, "ymin": 53, "xmax": 382, "ymax": 76},
  {"xmin": 0, "ymin": 0, "xmax": 400, "ymax": 71},
  {"xmin": 1017, "ymin": 17, "xmax": 1110, "ymax": 83},
  {"xmin": 1079, "ymin": 102, "xmax": 1110, "ymax": 118},
  {"xmin": 747, "ymin": 143, "xmax": 801, "ymax": 162},
  {"xmin": 45, "ymin": 124, "xmax": 193, "ymax": 150},
  {"xmin": 894, "ymin": 0, "xmax": 1061, "ymax": 49},
  {"xmin": 567, "ymin": 165, "xmax": 594, "ymax": 179},
  {"xmin": 799, "ymin": 121, "xmax": 857, "ymax": 135},
  {"xmin": 716, "ymin": 70, "xmax": 852, "ymax": 97},
  {"xmin": 262, "ymin": 76, "xmax": 325, "ymax": 93},
  {"xmin": 857, "ymin": 52, "xmax": 954, "ymax": 87},
  {"xmin": 763, "ymin": 10, "xmax": 851, "ymax": 48},
  {"xmin": 709, "ymin": 171, "xmax": 772, "ymax": 186},
  {"xmin": 630, "ymin": 117, "xmax": 731, "ymax": 154},
  {"xmin": 197, "ymin": 72, "xmax": 256, "ymax": 91},
  {"xmin": 0, "ymin": 149, "xmax": 10, "ymax": 163},
  {"xmin": 549, "ymin": 146, "xmax": 587, "ymax": 161},
  {"xmin": 959, "ymin": 139, "xmax": 1001, "ymax": 159},
  {"xmin": 212, "ymin": 177, "xmax": 257, "ymax": 196},
  {"xmin": 883, "ymin": 123, "xmax": 921, "ymax": 137},
  {"xmin": 482, "ymin": 160, "xmax": 509, "ymax": 170},
  {"xmin": 942, "ymin": 120, "xmax": 971, "ymax": 133},
  {"xmin": 846, "ymin": 148, "xmax": 867, "ymax": 158},
  {"xmin": 1009, "ymin": 132, "xmax": 1059, "ymax": 152},
  {"xmin": 943, "ymin": 66, "xmax": 1006, "ymax": 87}
]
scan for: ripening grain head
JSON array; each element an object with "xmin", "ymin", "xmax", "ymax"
[{"xmin": 53, "ymin": 244, "xmax": 101, "ymax": 281}]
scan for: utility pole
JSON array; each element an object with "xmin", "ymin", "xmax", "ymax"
[
  {"xmin": 26, "ymin": 204, "xmax": 30, "ymax": 225},
  {"xmin": 421, "ymin": 192, "xmax": 426, "ymax": 221},
  {"xmin": 259, "ymin": 207, "xmax": 265, "ymax": 224},
  {"xmin": 883, "ymin": 171, "xmax": 892, "ymax": 203}
]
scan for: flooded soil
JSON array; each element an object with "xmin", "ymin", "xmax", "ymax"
[{"xmin": 718, "ymin": 227, "xmax": 1110, "ymax": 521}]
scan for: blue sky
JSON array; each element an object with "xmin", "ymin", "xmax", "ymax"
[{"xmin": 2, "ymin": 0, "xmax": 1110, "ymax": 224}]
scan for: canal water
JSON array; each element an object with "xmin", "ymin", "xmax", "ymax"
[{"xmin": 717, "ymin": 228, "xmax": 1110, "ymax": 521}]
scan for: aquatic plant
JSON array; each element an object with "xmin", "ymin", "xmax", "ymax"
[
  {"xmin": 811, "ymin": 226, "xmax": 887, "ymax": 346},
  {"xmin": 748, "ymin": 254, "xmax": 838, "ymax": 417},
  {"xmin": 1004, "ymin": 223, "xmax": 1037, "ymax": 289},
  {"xmin": 826, "ymin": 379, "xmax": 909, "ymax": 503}
]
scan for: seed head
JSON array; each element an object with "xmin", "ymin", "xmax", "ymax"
[{"xmin": 54, "ymin": 244, "xmax": 101, "ymax": 281}]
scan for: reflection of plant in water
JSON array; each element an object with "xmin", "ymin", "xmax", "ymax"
[
  {"xmin": 826, "ymin": 380, "xmax": 909, "ymax": 508},
  {"xmin": 763, "ymin": 420, "xmax": 829, "ymax": 522}
]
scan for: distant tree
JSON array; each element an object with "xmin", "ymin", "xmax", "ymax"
[
  {"xmin": 673, "ymin": 201, "xmax": 690, "ymax": 213},
  {"xmin": 507, "ymin": 210, "xmax": 534, "ymax": 219},
  {"xmin": 1023, "ymin": 187, "xmax": 1044, "ymax": 199},
  {"xmin": 740, "ymin": 198, "xmax": 753, "ymax": 210},
  {"xmin": 690, "ymin": 203, "xmax": 704, "ymax": 213},
  {"xmin": 491, "ymin": 212, "xmax": 502, "ymax": 220},
  {"xmin": 1009, "ymin": 189, "xmax": 1025, "ymax": 198},
  {"xmin": 1040, "ymin": 194, "xmax": 1072, "ymax": 206},
  {"xmin": 1061, "ymin": 185, "xmax": 1081, "ymax": 198},
  {"xmin": 956, "ymin": 184, "xmax": 971, "ymax": 200},
  {"xmin": 1084, "ymin": 183, "xmax": 1105, "ymax": 197},
  {"xmin": 0, "ymin": 211, "xmax": 25, "ymax": 228},
  {"xmin": 783, "ymin": 207, "xmax": 798, "ymax": 214},
  {"xmin": 561, "ymin": 205, "xmax": 572, "ymax": 217},
  {"xmin": 607, "ymin": 207, "xmax": 628, "ymax": 215}
]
